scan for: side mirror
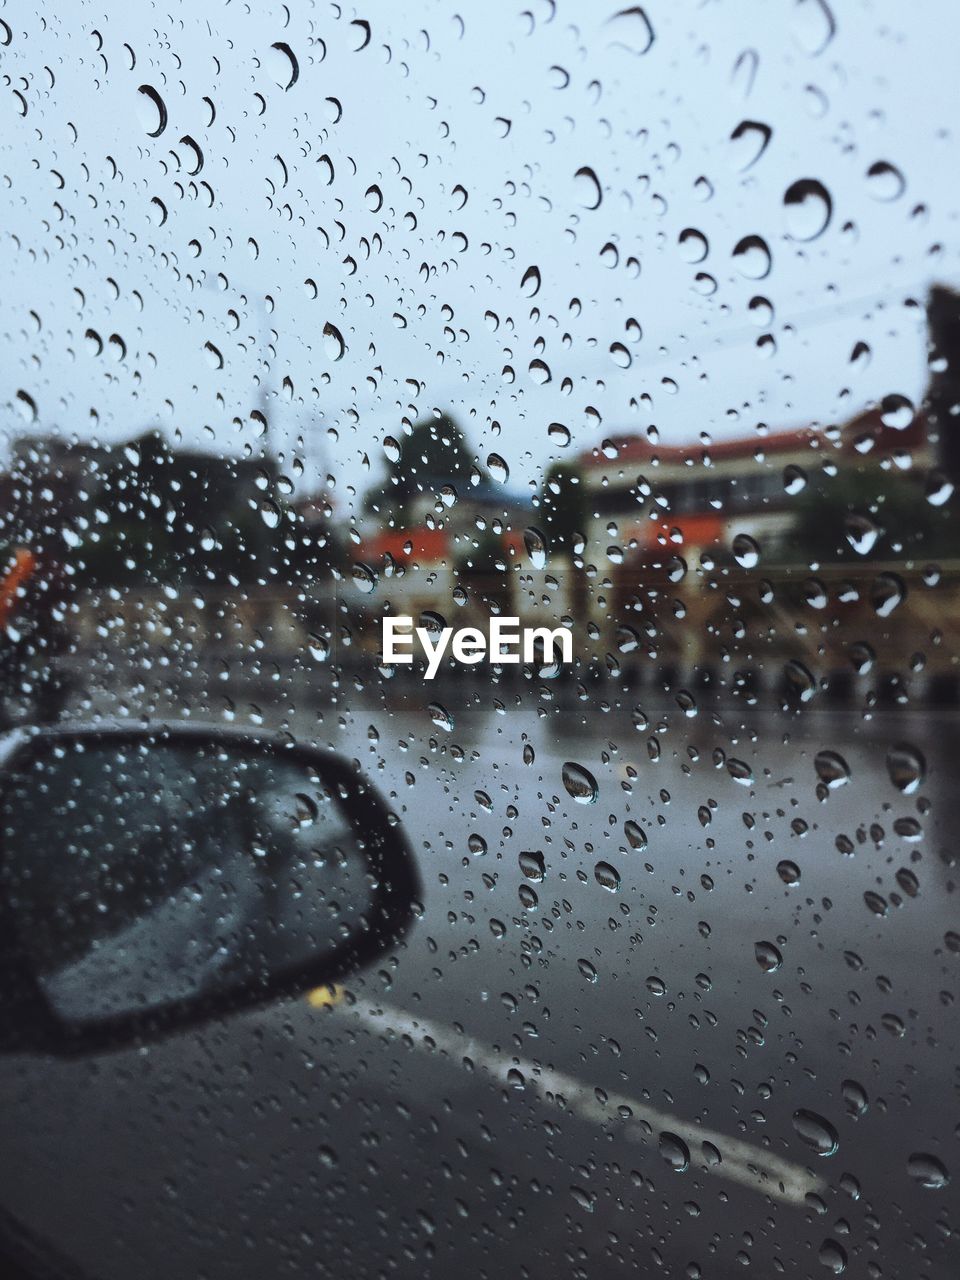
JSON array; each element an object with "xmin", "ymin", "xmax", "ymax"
[{"xmin": 0, "ymin": 724, "xmax": 421, "ymax": 1054}]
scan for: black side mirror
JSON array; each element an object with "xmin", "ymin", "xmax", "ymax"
[{"xmin": 0, "ymin": 723, "xmax": 421, "ymax": 1055}]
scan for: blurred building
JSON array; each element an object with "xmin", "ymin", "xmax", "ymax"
[{"xmin": 576, "ymin": 427, "xmax": 823, "ymax": 569}]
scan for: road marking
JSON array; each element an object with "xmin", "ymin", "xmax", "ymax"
[{"xmin": 327, "ymin": 996, "xmax": 824, "ymax": 1207}]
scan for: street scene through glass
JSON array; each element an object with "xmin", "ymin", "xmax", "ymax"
[{"xmin": 0, "ymin": 3, "xmax": 956, "ymax": 1279}]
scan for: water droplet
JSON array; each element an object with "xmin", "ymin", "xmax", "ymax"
[
  {"xmin": 755, "ymin": 940, "xmax": 783, "ymax": 972},
  {"xmin": 732, "ymin": 235, "xmax": 772, "ymax": 280},
  {"xmin": 646, "ymin": 975, "xmax": 666, "ymax": 996},
  {"xmin": 863, "ymin": 889, "xmax": 888, "ymax": 917},
  {"xmin": 793, "ymin": 1108, "xmax": 839, "ymax": 1156},
  {"xmin": 841, "ymin": 1079, "xmax": 868, "ymax": 1117},
  {"xmin": 267, "ymin": 41, "xmax": 299, "ymax": 90},
  {"xmin": 349, "ymin": 18, "xmax": 372, "ymax": 51},
  {"xmin": 519, "ymin": 850, "xmax": 545, "ymax": 881},
  {"xmin": 895, "ymin": 866, "xmax": 920, "ymax": 895},
  {"xmin": 871, "ymin": 572, "xmax": 905, "ymax": 617},
  {"xmin": 605, "ymin": 6, "xmax": 655, "ymax": 56},
  {"xmin": 594, "ymin": 861, "xmax": 620, "ymax": 891},
  {"xmin": 136, "ymin": 85, "xmax": 168, "ymax": 137},
  {"xmin": 879, "ymin": 392, "xmax": 915, "ymax": 429},
  {"xmin": 784, "ymin": 660, "xmax": 816, "ymax": 702},
  {"xmin": 519, "ymin": 885, "xmax": 542, "ymax": 916},
  {"xmin": 569, "ymin": 1185, "xmax": 595, "ymax": 1212},
  {"xmin": 727, "ymin": 758, "xmax": 754, "ymax": 786},
  {"xmin": 675, "ymin": 689, "xmax": 697, "ymax": 717},
  {"xmin": 323, "ymin": 322, "xmax": 346, "ymax": 361},
  {"xmin": 15, "ymin": 390, "xmax": 37, "ymax": 424},
  {"xmin": 814, "ymin": 750, "xmax": 850, "ymax": 789},
  {"xmin": 523, "ymin": 526, "xmax": 547, "ymax": 569},
  {"xmin": 520, "ymin": 265, "xmax": 541, "ymax": 297},
  {"xmin": 352, "ymin": 563, "xmax": 377, "ymax": 594},
  {"xmin": 293, "ymin": 793, "xmax": 319, "ymax": 827},
  {"xmin": 383, "ymin": 436, "xmax": 401, "ymax": 463},
  {"xmin": 777, "ymin": 860, "xmax": 801, "ymax": 885},
  {"xmin": 678, "ymin": 227, "xmax": 709, "ymax": 263},
  {"xmin": 866, "ymin": 160, "xmax": 906, "ymax": 201},
  {"xmin": 658, "ymin": 1132, "xmax": 690, "ymax": 1173},
  {"xmin": 844, "ymin": 514, "xmax": 879, "ymax": 556},
  {"xmin": 732, "ymin": 533, "xmax": 760, "ymax": 568},
  {"xmin": 260, "ymin": 499, "xmax": 281, "ymax": 529},
  {"xmin": 474, "ymin": 790, "xmax": 493, "ymax": 813},
  {"xmin": 522, "ymin": 743, "xmax": 535, "ymax": 765},
  {"xmin": 848, "ymin": 641, "xmax": 874, "ymax": 675},
  {"xmin": 791, "ymin": 0, "xmax": 836, "ymax": 55},
  {"xmin": 885, "ymin": 743, "xmax": 925, "ymax": 794},
  {"xmin": 308, "ymin": 634, "xmax": 329, "ymax": 662},
  {"xmin": 779, "ymin": 464, "xmax": 805, "ymax": 499},
  {"xmin": 729, "ymin": 120, "xmax": 772, "ymax": 171},
  {"xmin": 573, "ymin": 165, "xmax": 602, "ymax": 210},
  {"xmin": 487, "ymin": 453, "xmax": 509, "ymax": 484},
  {"xmin": 748, "ymin": 295, "xmax": 774, "ymax": 327},
  {"xmin": 562, "ymin": 761, "xmax": 599, "ymax": 804},
  {"xmin": 179, "ymin": 135, "xmax": 203, "ymax": 175},
  {"xmin": 818, "ymin": 1239, "xmax": 847, "ymax": 1274},
  {"xmin": 624, "ymin": 820, "xmax": 647, "ymax": 850},
  {"xmin": 548, "ymin": 422, "xmax": 571, "ymax": 447},
  {"xmin": 784, "ymin": 178, "xmax": 832, "ymax": 240},
  {"xmin": 578, "ymin": 957, "xmax": 598, "ymax": 983},
  {"xmin": 428, "ymin": 702, "xmax": 453, "ymax": 731},
  {"xmin": 203, "ymin": 341, "xmax": 224, "ymax": 370},
  {"xmin": 907, "ymin": 1153, "xmax": 951, "ymax": 1189},
  {"xmin": 925, "ymin": 472, "xmax": 954, "ymax": 506}
]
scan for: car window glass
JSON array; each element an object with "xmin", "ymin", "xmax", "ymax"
[{"xmin": 0, "ymin": 2, "xmax": 956, "ymax": 1278}]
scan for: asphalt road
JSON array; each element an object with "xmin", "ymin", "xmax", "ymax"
[{"xmin": 0, "ymin": 665, "xmax": 956, "ymax": 1279}]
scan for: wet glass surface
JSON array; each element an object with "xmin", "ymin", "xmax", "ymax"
[{"xmin": 0, "ymin": 1, "xmax": 957, "ymax": 1277}]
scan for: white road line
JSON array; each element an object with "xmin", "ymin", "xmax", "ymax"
[{"xmin": 334, "ymin": 997, "xmax": 825, "ymax": 1207}]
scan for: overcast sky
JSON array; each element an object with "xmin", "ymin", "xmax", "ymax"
[{"xmin": 1, "ymin": 0, "xmax": 957, "ymax": 515}]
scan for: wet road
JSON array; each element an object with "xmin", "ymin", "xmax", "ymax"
[{"xmin": 0, "ymin": 665, "xmax": 956, "ymax": 1278}]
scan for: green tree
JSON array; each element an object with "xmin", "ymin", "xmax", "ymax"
[
  {"xmin": 364, "ymin": 413, "xmax": 482, "ymax": 519},
  {"xmin": 790, "ymin": 466, "xmax": 957, "ymax": 564},
  {"xmin": 69, "ymin": 431, "xmax": 294, "ymax": 587}
]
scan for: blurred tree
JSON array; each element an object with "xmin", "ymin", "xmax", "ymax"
[
  {"xmin": 66, "ymin": 431, "xmax": 306, "ymax": 587},
  {"xmin": 363, "ymin": 413, "xmax": 483, "ymax": 520},
  {"xmin": 455, "ymin": 529, "xmax": 504, "ymax": 575},
  {"xmin": 790, "ymin": 466, "xmax": 958, "ymax": 563},
  {"xmin": 453, "ymin": 529, "xmax": 512, "ymax": 616}
]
